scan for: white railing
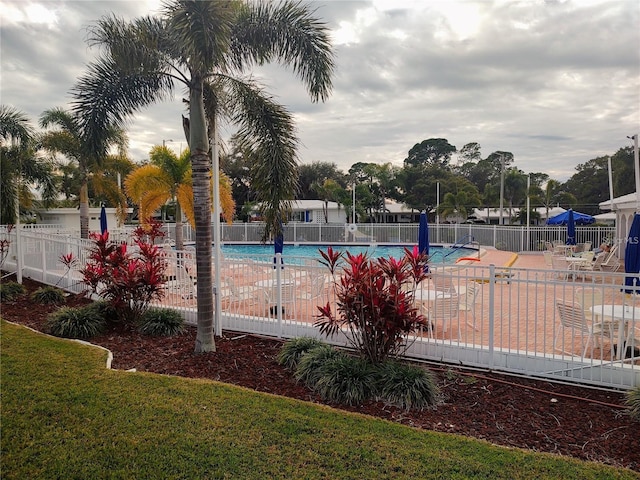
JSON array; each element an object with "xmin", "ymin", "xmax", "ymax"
[
  {"xmin": 168, "ymin": 222, "xmax": 615, "ymax": 254},
  {"xmin": 1, "ymin": 227, "xmax": 637, "ymax": 390}
]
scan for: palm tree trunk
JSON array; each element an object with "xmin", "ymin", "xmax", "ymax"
[
  {"xmin": 79, "ymin": 181, "xmax": 89, "ymax": 239},
  {"xmin": 190, "ymin": 77, "xmax": 215, "ymax": 353}
]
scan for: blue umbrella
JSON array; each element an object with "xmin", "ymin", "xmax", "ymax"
[
  {"xmin": 566, "ymin": 209, "xmax": 576, "ymax": 245},
  {"xmin": 623, "ymin": 213, "xmax": 640, "ymax": 294},
  {"xmin": 546, "ymin": 209, "xmax": 595, "ymax": 226},
  {"xmin": 418, "ymin": 211, "xmax": 429, "ymax": 255},
  {"xmin": 99, "ymin": 204, "xmax": 108, "ymax": 234},
  {"xmin": 274, "ymin": 233, "xmax": 284, "ymax": 269}
]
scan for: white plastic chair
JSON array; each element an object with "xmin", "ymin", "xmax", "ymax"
[
  {"xmin": 554, "ymin": 300, "xmax": 614, "ymax": 357},
  {"xmin": 459, "ymin": 282, "xmax": 480, "ymax": 330}
]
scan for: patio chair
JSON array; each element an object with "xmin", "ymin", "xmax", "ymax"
[
  {"xmin": 577, "ymin": 252, "xmax": 607, "ymax": 281},
  {"xmin": 426, "ymin": 294, "xmax": 460, "ymax": 339},
  {"xmin": 164, "ymin": 264, "xmax": 196, "ymax": 299},
  {"xmin": 554, "ymin": 300, "xmax": 614, "ymax": 357},
  {"xmin": 600, "ymin": 245, "xmax": 621, "ymax": 272},
  {"xmin": 574, "ymin": 287, "xmax": 602, "ymax": 319},
  {"xmin": 459, "ymin": 282, "xmax": 480, "ymax": 330},
  {"xmin": 550, "ymin": 255, "xmax": 572, "ymax": 280},
  {"xmin": 265, "ymin": 282, "xmax": 298, "ymax": 318},
  {"xmin": 430, "ymin": 272, "xmax": 465, "ymax": 295},
  {"xmin": 222, "ymin": 276, "xmax": 257, "ymax": 310},
  {"xmin": 542, "ymin": 250, "xmax": 554, "ymax": 268}
]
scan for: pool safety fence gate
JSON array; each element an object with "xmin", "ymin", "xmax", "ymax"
[{"xmin": 1, "ymin": 226, "xmax": 637, "ymax": 391}]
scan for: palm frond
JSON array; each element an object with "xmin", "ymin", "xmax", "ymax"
[
  {"xmin": 0, "ymin": 105, "xmax": 35, "ymax": 147},
  {"xmin": 125, "ymin": 164, "xmax": 173, "ymax": 202},
  {"xmin": 232, "ymin": 0, "xmax": 334, "ymax": 102},
  {"xmin": 165, "ymin": 0, "xmax": 235, "ymax": 73},
  {"xmin": 71, "ymin": 55, "xmax": 174, "ymax": 159},
  {"xmin": 220, "ymin": 75, "xmax": 298, "ymax": 239}
]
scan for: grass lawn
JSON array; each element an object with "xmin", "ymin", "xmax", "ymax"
[{"xmin": 1, "ymin": 320, "xmax": 636, "ymax": 480}]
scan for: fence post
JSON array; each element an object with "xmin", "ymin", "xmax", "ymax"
[
  {"xmin": 488, "ymin": 264, "xmax": 496, "ymax": 369},
  {"xmin": 40, "ymin": 235, "xmax": 47, "ymax": 282}
]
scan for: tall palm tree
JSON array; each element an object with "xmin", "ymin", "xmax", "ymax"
[
  {"xmin": 71, "ymin": 1, "xmax": 334, "ymax": 353},
  {"xmin": 126, "ymin": 145, "xmax": 235, "ymax": 249},
  {"xmin": 0, "ymin": 106, "xmax": 56, "ymax": 224},
  {"xmin": 39, "ymin": 108, "xmax": 128, "ymax": 237}
]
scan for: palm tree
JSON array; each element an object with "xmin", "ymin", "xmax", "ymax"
[
  {"xmin": 126, "ymin": 145, "xmax": 235, "ymax": 249},
  {"xmin": 0, "ymin": 106, "xmax": 56, "ymax": 224},
  {"xmin": 71, "ymin": 1, "xmax": 334, "ymax": 353},
  {"xmin": 39, "ymin": 108, "xmax": 128, "ymax": 237}
]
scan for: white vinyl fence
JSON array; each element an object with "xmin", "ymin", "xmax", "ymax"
[{"xmin": 1, "ymin": 226, "xmax": 637, "ymax": 390}]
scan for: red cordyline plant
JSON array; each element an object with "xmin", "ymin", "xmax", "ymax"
[
  {"xmin": 56, "ymin": 252, "xmax": 79, "ymax": 287},
  {"xmin": 315, "ymin": 246, "xmax": 430, "ymax": 364},
  {"xmin": 80, "ymin": 228, "xmax": 167, "ymax": 323}
]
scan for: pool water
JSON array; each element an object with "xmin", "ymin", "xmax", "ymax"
[{"xmin": 220, "ymin": 244, "xmax": 476, "ymax": 265}]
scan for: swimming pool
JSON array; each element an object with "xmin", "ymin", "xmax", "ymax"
[{"xmin": 220, "ymin": 244, "xmax": 477, "ymax": 265}]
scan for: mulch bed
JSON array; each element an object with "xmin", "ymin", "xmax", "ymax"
[{"xmin": 2, "ymin": 275, "xmax": 639, "ymax": 472}]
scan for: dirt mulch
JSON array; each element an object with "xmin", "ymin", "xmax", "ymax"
[{"xmin": 2, "ymin": 275, "xmax": 639, "ymax": 472}]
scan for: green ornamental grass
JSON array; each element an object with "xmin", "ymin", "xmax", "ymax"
[
  {"xmin": 625, "ymin": 386, "xmax": 640, "ymax": 422},
  {"xmin": 45, "ymin": 305, "xmax": 106, "ymax": 339},
  {"xmin": 30, "ymin": 286, "xmax": 66, "ymax": 305},
  {"xmin": 277, "ymin": 337, "xmax": 325, "ymax": 370},
  {"xmin": 138, "ymin": 307, "xmax": 185, "ymax": 336},
  {"xmin": 0, "ymin": 281, "xmax": 26, "ymax": 301},
  {"xmin": 378, "ymin": 360, "xmax": 440, "ymax": 410},
  {"xmin": 314, "ymin": 354, "xmax": 377, "ymax": 405},
  {"xmin": 294, "ymin": 344, "xmax": 345, "ymax": 386}
]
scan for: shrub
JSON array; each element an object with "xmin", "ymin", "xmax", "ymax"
[
  {"xmin": 315, "ymin": 246, "xmax": 429, "ymax": 364},
  {"xmin": 314, "ymin": 355, "xmax": 377, "ymax": 405},
  {"xmin": 30, "ymin": 286, "xmax": 66, "ymax": 305},
  {"xmin": 0, "ymin": 281, "xmax": 26, "ymax": 301},
  {"xmin": 45, "ymin": 305, "xmax": 106, "ymax": 339},
  {"xmin": 277, "ymin": 337, "xmax": 325, "ymax": 370},
  {"xmin": 80, "ymin": 223, "xmax": 167, "ymax": 324},
  {"xmin": 138, "ymin": 308, "xmax": 185, "ymax": 336},
  {"xmin": 295, "ymin": 344, "xmax": 345, "ymax": 386},
  {"xmin": 378, "ymin": 360, "xmax": 439, "ymax": 410},
  {"xmin": 81, "ymin": 301, "xmax": 118, "ymax": 323},
  {"xmin": 626, "ymin": 386, "xmax": 640, "ymax": 422}
]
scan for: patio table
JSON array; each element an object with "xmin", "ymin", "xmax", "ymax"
[{"xmin": 588, "ymin": 304, "xmax": 639, "ymax": 359}]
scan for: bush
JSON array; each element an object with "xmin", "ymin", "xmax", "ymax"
[
  {"xmin": 314, "ymin": 355, "xmax": 377, "ymax": 405},
  {"xmin": 315, "ymin": 246, "xmax": 429, "ymax": 364},
  {"xmin": 626, "ymin": 386, "xmax": 640, "ymax": 422},
  {"xmin": 295, "ymin": 344, "xmax": 345, "ymax": 386},
  {"xmin": 0, "ymin": 281, "xmax": 26, "ymax": 301},
  {"xmin": 30, "ymin": 286, "xmax": 66, "ymax": 305},
  {"xmin": 45, "ymin": 305, "xmax": 106, "ymax": 339},
  {"xmin": 138, "ymin": 308, "xmax": 184, "ymax": 336},
  {"xmin": 277, "ymin": 337, "xmax": 325, "ymax": 370},
  {"xmin": 82, "ymin": 301, "xmax": 118, "ymax": 322},
  {"xmin": 378, "ymin": 360, "xmax": 439, "ymax": 410}
]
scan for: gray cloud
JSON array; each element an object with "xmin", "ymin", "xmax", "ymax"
[{"xmin": 1, "ymin": 0, "xmax": 638, "ymax": 183}]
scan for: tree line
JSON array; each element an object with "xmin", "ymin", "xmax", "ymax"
[{"xmin": 222, "ymin": 136, "xmax": 635, "ymax": 224}]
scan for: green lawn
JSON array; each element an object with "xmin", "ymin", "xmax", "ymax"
[{"xmin": 1, "ymin": 320, "xmax": 636, "ymax": 479}]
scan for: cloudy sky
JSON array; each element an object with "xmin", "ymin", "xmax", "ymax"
[{"xmin": 2, "ymin": 0, "xmax": 639, "ymax": 181}]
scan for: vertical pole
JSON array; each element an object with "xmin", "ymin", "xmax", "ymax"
[
  {"xmin": 212, "ymin": 122, "xmax": 222, "ymax": 336},
  {"xmin": 436, "ymin": 181, "xmax": 440, "ymax": 243},
  {"xmin": 352, "ymin": 183, "xmax": 356, "ymax": 224},
  {"xmin": 526, "ymin": 175, "xmax": 531, "ymax": 251},
  {"xmin": 499, "ymin": 154, "xmax": 505, "ymax": 226},
  {"xmin": 634, "ymin": 134, "xmax": 640, "ymax": 210}
]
